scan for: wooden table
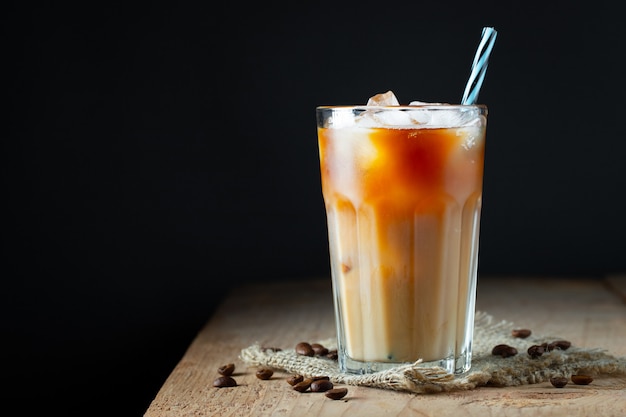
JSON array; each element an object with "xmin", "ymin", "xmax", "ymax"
[{"xmin": 144, "ymin": 275, "xmax": 626, "ymax": 417}]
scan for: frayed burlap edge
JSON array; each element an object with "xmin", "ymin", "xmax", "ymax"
[{"xmin": 240, "ymin": 311, "xmax": 626, "ymax": 394}]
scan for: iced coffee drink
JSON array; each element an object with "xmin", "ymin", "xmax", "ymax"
[{"xmin": 317, "ymin": 92, "xmax": 487, "ymax": 374}]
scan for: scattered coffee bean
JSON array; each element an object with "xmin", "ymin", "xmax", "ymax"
[
  {"xmin": 492, "ymin": 344, "xmax": 518, "ymax": 358},
  {"xmin": 311, "ymin": 380, "xmax": 334, "ymax": 392},
  {"xmin": 311, "ymin": 375, "xmax": 330, "ymax": 381},
  {"xmin": 287, "ymin": 374, "xmax": 304, "ymax": 386},
  {"xmin": 325, "ymin": 387, "xmax": 348, "ymax": 400},
  {"xmin": 255, "ymin": 368, "xmax": 274, "ymax": 380},
  {"xmin": 549, "ymin": 376, "xmax": 568, "ymax": 388},
  {"xmin": 217, "ymin": 363, "xmax": 235, "ymax": 376},
  {"xmin": 511, "ymin": 329, "xmax": 532, "ymax": 338},
  {"xmin": 527, "ymin": 344, "xmax": 545, "ymax": 358},
  {"xmin": 547, "ymin": 340, "xmax": 572, "ymax": 351},
  {"xmin": 213, "ymin": 376, "xmax": 237, "ymax": 388},
  {"xmin": 261, "ymin": 346, "xmax": 282, "ymax": 353},
  {"xmin": 571, "ymin": 374, "xmax": 593, "ymax": 385},
  {"xmin": 292, "ymin": 378, "xmax": 313, "ymax": 392},
  {"xmin": 311, "ymin": 343, "xmax": 329, "ymax": 356},
  {"xmin": 326, "ymin": 350, "xmax": 338, "ymax": 360},
  {"xmin": 295, "ymin": 342, "xmax": 315, "ymax": 357}
]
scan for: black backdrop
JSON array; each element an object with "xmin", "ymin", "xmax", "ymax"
[{"xmin": 5, "ymin": 1, "xmax": 625, "ymax": 415}]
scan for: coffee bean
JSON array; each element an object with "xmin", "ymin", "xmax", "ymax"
[
  {"xmin": 527, "ymin": 344, "xmax": 545, "ymax": 358},
  {"xmin": 261, "ymin": 346, "xmax": 282, "ymax": 353},
  {"xmin": 325, "ymin": 387, "xmax": 348, "ymax": 400},
  {"xmin": 295, "ymin": 342, "xmax": 315, "ymax": 357},
  {"xmin": 213, "ymin": 376, "xmax": 237, "ymax": 388},
  {"xmin": 311, "ymin": 343, "xmax": 329, "ymax": 356},
  {"xmin": 326, "ymin": 350, "xmax": 338, "ymax": 360},
  {"xmin": 571, "ymin": 374, "xmax": 593, "ymax": 385},
  {"xmin": 550, "ymin": 376, "xmax": 568, "ymax": 388},
  {"xmin": 255, "ymin": 368, "xmax": 274, "ymax": 380},
  {"xmin": 217, "ymin": 363, "xmax": 235, "ymax": 376},
  {"xmin": 503, "ymin": 346, "xmax": 518, "ymax": 357},
  {"xmin": 311, "ymin": 380, "xmax": 334, "ymax": 392},
  {"xmin": 292, "ymin": 378, "xmax": 313, "ymax": 392},
  {"xmin": 492, "ymin": 344, "xmax": 517, "ymax": 358},
  {"xmin": 511, "ymin": 329, "xmax": 532, "ymax": 338},
  {"xmin": 287, "ymin": 374, "xmax": 304, "ymax": 386},
  {"xmin": 547, "ymin": 340, "xmax": 572, "ymax": 351}
]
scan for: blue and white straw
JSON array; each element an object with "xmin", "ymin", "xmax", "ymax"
[{"xmin": 461, "ymin": 27, "xmax": 498, "ymax": 105}]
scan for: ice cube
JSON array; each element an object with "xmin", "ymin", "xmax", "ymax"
[
  {"xmin": 404, "ymin": 107, "xmax": 484, "ymax": 128},
  {"xmin": 428, "ymin": 110, "xmax": 462, "ymax": 128},
  {"xmin": 367, "ymin": 91, "xmax": 400, "ymax": 106},
  {"xmin": 373, "ymin": 110, "xmax": 413, "ymax": 126},
  {"xmin": 407, "ymin": 110, "xmax": 432, "ymax": 125},
  {"xmin": 431, "ymin": 108, "xmax": 484, "ymax": 128},
  {"xmin": 355, "ymin": 107, "xmax": 413, "ymax": 127}
]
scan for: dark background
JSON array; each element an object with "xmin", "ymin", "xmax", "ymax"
[{"xmin": 4, "ymin": 1, "xmax": 625, "ymax": 416}]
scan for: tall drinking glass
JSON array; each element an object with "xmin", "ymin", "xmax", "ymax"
[{"xmin": 317, "ymin": 104, "xmax": 488, "ymax": 374}]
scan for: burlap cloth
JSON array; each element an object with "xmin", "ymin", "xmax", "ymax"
[{"xmin": 240, "ymin": 311, "xmax": 626, "ymax": 393}]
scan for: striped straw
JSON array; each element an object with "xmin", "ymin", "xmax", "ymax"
[{"xmin": 461, "ymin": 27, "xmax": 498, "ymax": 105}]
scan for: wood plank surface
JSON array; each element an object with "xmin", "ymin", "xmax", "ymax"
[{"xmin": 144, "ymin": 276, "xmax": 626, "ymax": 417}]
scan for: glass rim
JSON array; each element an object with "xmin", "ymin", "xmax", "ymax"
[{"xmin": 316, "ymin": 104, "xmax": 488, "ymax": 111}]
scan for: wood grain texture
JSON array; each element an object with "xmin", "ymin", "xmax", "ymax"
[{"xmin": 144, "ymin": 276, "xmax": 626, "ymax": 417}]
